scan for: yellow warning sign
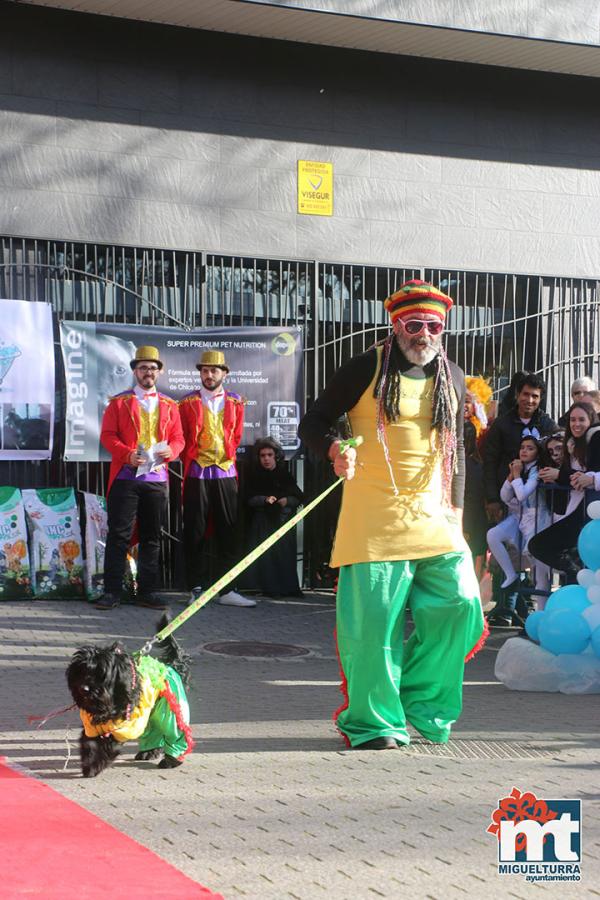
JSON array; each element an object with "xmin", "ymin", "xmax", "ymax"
[{"xmin": 298, "ymin": 160, "xmax": 333, "ymax": 216}]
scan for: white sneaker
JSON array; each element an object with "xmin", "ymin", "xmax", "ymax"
[
  {"xmin": 218, "ymin": 590, "xmax": 256, "ymax": 608},
  {"xmin": 178, "ymin": 586, "xmax": 202, "ymax": 606}
]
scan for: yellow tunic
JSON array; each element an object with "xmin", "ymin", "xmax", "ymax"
[
  {"xmin": 80, "ymin": 676, "xmax": 159, "ymax": 743},
  {"xmin": 330, "ymin": 347, "xmax": 466, "ymax": 567},
  {"xmin": 196, "ymin": 407, "xmax": 234, "ymax": 471}
]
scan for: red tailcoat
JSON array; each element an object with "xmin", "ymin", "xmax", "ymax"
[
  {"xmin": 179, "ymin": 391, "xmax": 245, "ymax": 479},
  {"xmin": 100, "ymin": 391, "xmax": 185, "ymax": 494}
]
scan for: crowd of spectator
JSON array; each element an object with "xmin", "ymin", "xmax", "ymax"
[
  {"xmin": 463, "ymin": 371, "xmax": 600, "ymax": 629},
  {"xmin": 97, "ymin": 343, "xmax": 600, "ymax": 625}
]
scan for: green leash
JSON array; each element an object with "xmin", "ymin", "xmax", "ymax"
[{"xmin": 141, "ymin": 436, "xmax": 363, "ymax": 652}]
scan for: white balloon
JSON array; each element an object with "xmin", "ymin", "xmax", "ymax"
[
  {"xmin": 578, "ymin": 569, "xmax": 596, "ymax": 587},
  {"xmin": 595, "ymin": 570, "xmax": 600, "ymax": 585},
  {"xmin": 583, "ymin": 603, "xmax": 600, "ymax": 631},
  {"xmin": 588, "ymin": 585, "xmax": 600, "ymax": 604},
  {"xmin": 587, "ymin": 500, "xmax": 600, "ymax": 520}
]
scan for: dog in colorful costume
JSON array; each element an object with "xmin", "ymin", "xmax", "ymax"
[
  {"xmin": 67, "ymin": 618, "xmax": 194, "ymax": 776},
  {"xmin": 299, "ymin": 280, "xmax": 488, "ymax": 751}
]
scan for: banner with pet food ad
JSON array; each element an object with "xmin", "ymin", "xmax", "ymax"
[
  {"xmin": 0, "ymin": 299, "xmax": 55, "ymax": 460},
  {"xmin": 23, "ymin": 488, "xmax": 84, "ymax": 599},
  {"xmin": 60, "ymin": 322, "xmax": 303, "ymax": 462},
  {"xmin": 0, "ymin": 487, "xmax": 32, "ymax": 600}
]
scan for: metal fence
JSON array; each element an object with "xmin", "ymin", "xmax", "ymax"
[{"xmin": 1, "ymin": 235, "xmax": 599, "ymax": 586}]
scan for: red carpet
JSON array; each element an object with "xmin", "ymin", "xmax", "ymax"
[{"xmin": 0, "ymin": 757, "xmax": 223, "ymax": 899}]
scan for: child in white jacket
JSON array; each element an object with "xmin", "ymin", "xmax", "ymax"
[{"xmin": 487, "ymin": 436, "xmax": 551, "ymax": 623}]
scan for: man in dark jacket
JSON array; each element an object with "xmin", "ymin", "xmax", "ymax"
[
  {"xmin": 483, "ymin": 373, "xmax": 558, "ymax": 627},
  {"xmin": 483, "ymin": 373, "xmax": 557, "ymax": 523}
]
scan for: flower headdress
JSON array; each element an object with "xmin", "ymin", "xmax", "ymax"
[{"xmin": 465, "ymin": 375, "xmax": 493, "ymax": 437}]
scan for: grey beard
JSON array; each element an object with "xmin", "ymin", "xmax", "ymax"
[{"xmin": 396, "ymin": 331, "xmax": 441, "ymax": 366}]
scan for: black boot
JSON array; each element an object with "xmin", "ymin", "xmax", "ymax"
[
  {"xmin": 489, "ymin": 579, "xmax": 519, "ymax": 627},
  {"xmin": 513, "ymin": 588, "xmax": 531, "ymax": 627},
  {"xmin": 487, "ymin": 610, "xmax": 513, "ymax": 627},
  {"xmin": 557, "ymin": 550, "xmax": 580, "ymax": 585}
]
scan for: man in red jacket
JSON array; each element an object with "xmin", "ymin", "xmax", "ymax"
[
  {"xmin": 98, "ymin": 345, "xmax": 184, "ymax": 611},
  {"xmin": 179, "ymin": 349, "xmax": 255, "ymax": 608}
]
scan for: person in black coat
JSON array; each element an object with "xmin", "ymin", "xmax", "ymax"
[
  {"xmin": 245, "ymin": 437, "xmax": 304, "ymax": 598},
  {"xmin": 529, "ymin": 402, "xmax": 600, "ymax": 579},
  {"xmin": 462, "ymin": 421, "xmax": 488, "ymax": 577},
  {"xmin": 482, "ymin": 373, "xmax": 558, "ymax": 524}
]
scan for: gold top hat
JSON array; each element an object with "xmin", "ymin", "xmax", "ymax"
[
  {"xmin": 196, "ymin": 349, "xmax": 229, "ymax": 372},
  {"xmin": 130, "ymin": 345, "xmax": 163, "ymax": 370}
]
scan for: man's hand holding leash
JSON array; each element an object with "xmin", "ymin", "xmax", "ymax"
[{"xmin": 328, "ymin": 436, "xmax": 363, "ymax": 480}]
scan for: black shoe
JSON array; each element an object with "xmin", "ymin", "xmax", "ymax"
[
  {"xmin": 487, "ymin": 612, "xmax": 513, "ymax": 628},
  {"xmin": 158, "ymin": 755, "xmax": 184, "ymax": 768},
  {"xmin": 511, "ymin": 608, "xmax": 527, "ymax": 628},
  {"xmin": 135, "ymin": 594, "xmax": 168, "ymax": 610},
  {"xmin": 352, "ymin": 737, "xmax": 398, "ymax": 750},
  {"xmin": 95, "ymin": 592, "xmax": 120, "ymax": 610}
]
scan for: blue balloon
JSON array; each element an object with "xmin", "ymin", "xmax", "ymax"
[
  {"xmin": 538, "ymin": 608, "xmax": 591, "ymax": 655},
  {"xmin": 546, "ymin": 584, "xmax": 591, "ymax": 615},
  {"xmin": 578, "ymin": 519, "xmax": 600, "ymax": 570},
  {"xmin": 592, "ymin": 628, "xmax": 600, "ymax": 660},
  {"xmin": 525, "ymin": 610, "xmax": 544, "ymax": 641}
]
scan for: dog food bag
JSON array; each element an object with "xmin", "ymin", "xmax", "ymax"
[
  {"xmin": 0, "ymin": 486, "xmax": 32, "ymax": 600},
  {"xmin": 82, "ymin": 491, "xmax": 107, "ymax": 602},
  {"xmin": 22, "ymin": 488, "xmax": 84, "ymax": 598}
]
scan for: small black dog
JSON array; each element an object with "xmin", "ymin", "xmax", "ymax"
[{"xmin": 67, "ymin": 615, "xmax": 193, "ymax": 777}]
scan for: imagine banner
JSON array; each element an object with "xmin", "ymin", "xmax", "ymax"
[
  {"xmin": 59, "ymin": 322, "xmax": 303, "ymax": 462},
  {"xmin": 0, "ymin": 299, "xmax": 55, "ymax": 461}
]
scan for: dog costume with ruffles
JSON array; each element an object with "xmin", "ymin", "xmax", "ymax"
[{"xmin": 79, "ymin": 655, "xmax": 193, "ymax": 760}]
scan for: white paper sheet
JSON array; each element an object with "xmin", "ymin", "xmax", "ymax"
[{"xmin": 136, "ymin": 441, "xmax": 169, "ymax": 477}]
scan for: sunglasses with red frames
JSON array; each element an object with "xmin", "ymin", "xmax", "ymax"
[{"xmin": 400, "ymin": 319, "xmax": 444, "ymax": 336}]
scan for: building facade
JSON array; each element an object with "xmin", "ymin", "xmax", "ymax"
[{"xmin": 1, "ymin": 0, "xmax": 600, "ymax": 582}]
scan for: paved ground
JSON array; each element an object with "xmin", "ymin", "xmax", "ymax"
[{"xmin": 1, "ymin": 593, "xmax": 599, "ymax": 899}]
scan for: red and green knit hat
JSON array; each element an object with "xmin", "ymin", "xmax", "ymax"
[{"xmin": 384, "ymin": 279, "xmax": 453, "ymax": 324}]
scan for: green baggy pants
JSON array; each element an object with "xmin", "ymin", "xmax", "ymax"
[
  {"xmin": 335, "ymin": 552, "xmax": 484, "ymax": 747},
  {"xmin": 137, "ymin": 668, "xmax": 191, "ymax": 759}
]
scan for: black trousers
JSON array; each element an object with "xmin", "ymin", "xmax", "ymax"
[
  {"xmin": 183, "ymin": 476, "xmax": 238, "ymax": 591},
  {"xmin": 104, "ymin": 479, "xmax": 168, "ymax": 595},
  {"xmin": 528, "ymin": 493, "xmax": 600, "ymax": 571}
]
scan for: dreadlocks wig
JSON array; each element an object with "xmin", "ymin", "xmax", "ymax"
[{"xmin": 376, "ymin": 280, "xmax": 456, "ymax": 500}]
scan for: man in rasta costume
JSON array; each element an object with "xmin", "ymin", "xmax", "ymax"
[{"xmin": 299, "ymin": 280, "xmax": 487, "ymax": 750}]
